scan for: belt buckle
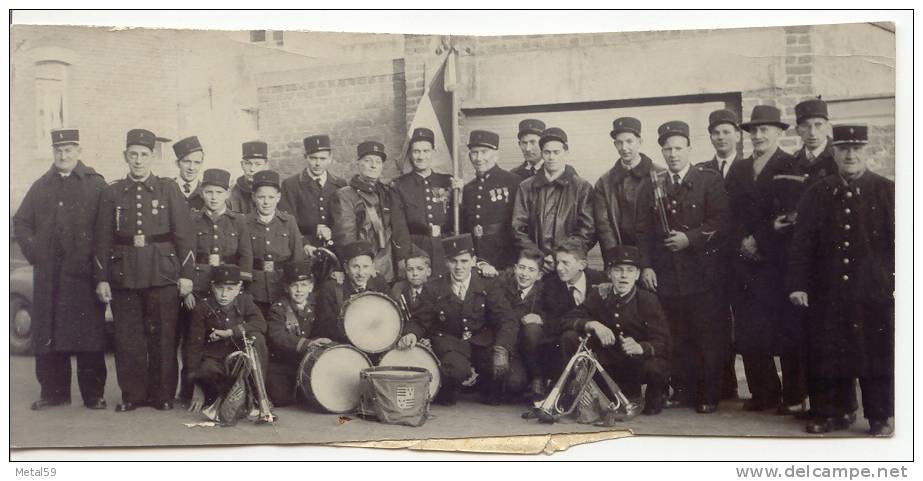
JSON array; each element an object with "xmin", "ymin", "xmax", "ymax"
[
  {"xmin": 473, "ymin": 225, "xmax": 484, "ymax": 238},
  {"xmin": 263, "ymin": 261, "xmax": 275, "ymax": 272},
  {"xmin": 462, "ymin": 330, "xmax": 472, "ymax": 341},
  {"xmin": 133, "ymin": 235, "xmax": 146, "ymax": 247},
  {"xmin": 430, "ymin": 224, "xmax": 441, "ymax": 238},
  {"xmin": 208, "ymin": 254, "xmax": 221, "ymax": 267}
]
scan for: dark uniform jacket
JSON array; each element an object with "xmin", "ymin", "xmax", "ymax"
[
  {"xmin": 460, "ymin": 165, "xmax": 521, "ymax": 270},
  {"xmin": 175, "ymin": 179, "xmax": 204, "ymax": 212},
  {"xmin": 313, "ymin": 276, "xmax": 392, "ymax": 343},
  {"xmin": 228, "ymin": 176, "xmax": 254, "ymax": 215},
  {"xmin": 184, "ymin": 293, "xmax": 267, "ymax": 378},
  {"xmin": 512, "ymin": 165, "xmax": 596, "ymax": 254},
  {"xmin": 785, "ymin": 172, "xmax": 894, "ymax": 378},
  {"xmin": 495, "ymin": 270, "xmax": 545, "ymax": 324},
  {"xmin": 245, "ymin": 211, "xmax": 304, "ymax": 304},
  {"xmin": 562, "ymin": 286, "xmax": 672, "ymax": 361},
  {"xmin": 94, "ymin": 173, "xmax": 196, "ymax": 289},
  {"xmin": 701, "ymin": 151, "xmax": 744, "ymax": 180},
  {"xmin": 511, "ymin": 161, "xmax": 542, "ymax": 180},
  {"xmin": 405, "ymin": 271, "xmax": 519, "ymax": 353},
  {"xmin": 540, "ymin": 269, "xmax": 607, "ymax": 337},
  {"xmin": 14, "ymin": 161, "xmax": 108, "ymax": 353},
  {"xmin": 793, "ymin": 140, "xmax": 837, "ymax": 187},
  {"xmin": 390, "ymin": 280, "xmax": 430, "ymax": 314},
  {"xmin": 279, "ymin": 170, "xmax": 348, "ymax": 247},
  {"xmin": 190, "ymin": 209, "xmax": 254, "ymax": 292},
  {"xmin": 266, "ymin": 296, "xmax": 319, "ymax": 365},
  {"xmin": 593, "ymin": 154, "xmax": 663, "ymax": 259},
  {"xmin": 332, "ymin": 176, "xmax": 411, "ymax": 282},
  {"xmin": 393, "ymin": 171, "xmax": 454, "ymax": 269},
  {"xmin": 637, "ymin": 164, "xmax": 729, "ymax": 297}
]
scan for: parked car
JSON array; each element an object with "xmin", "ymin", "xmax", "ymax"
[{"xmin": 10, "ymin": 264, "xmax": 34, "ymax": 355}]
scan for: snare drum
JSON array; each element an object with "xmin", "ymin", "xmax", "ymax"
[
  {"xmin": 296, "ymin": 343, "xmax": 372, "ymax": 413},
  {"xmin": 378, "ymin": 344, "xmax": 441, "ymax": 398},
  {"xmin": 341, "ymin": 291, "xmax": 402, "ymax": 354}
]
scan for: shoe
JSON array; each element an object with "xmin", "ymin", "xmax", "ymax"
[
  {"xmin": 526, "ymin": 379, "xmax": 546, "ymax": 403},
  {"xmin": 84, "ymin": 399, "xmax": 108, "ymax": 410},
  {"xmin": 115, "ymin": 402, "xmax": 138, "ymax": 412},
  {"xmin": 696, "ymin": 403, "xmax": 718, "ymax": 414},
  {"xmin": 153, "ymin": 400, "xmax": 174, "ymax": 411},
  {"xmin": 806, "ymin": 416, "xmax": 852, "ymax": 434},
  {"xmin": 30, "ymin": 398, "xmax": 70, "ymax": 411},
  {"xmin": 868, "ymin": 419, "xmax": 893, "ymax": 436},
  {"xmin": 664, "ymin": 392, "xmax": 688, "ymax": 409},
  {"xmin": 777, "ymin": 401, "xmax": 808, "ymax": 416}
]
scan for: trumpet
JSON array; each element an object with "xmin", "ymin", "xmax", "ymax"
[{"xmin": 527, "ymin": 335, "xmax": 639, "ymax": 424}]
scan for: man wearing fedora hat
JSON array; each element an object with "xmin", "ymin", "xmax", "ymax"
[
  {"xmin": 637, "ymin": 120, "xmax": 729, "ymax": 414},
  {"xmin": 229, "ymin": 141, "xmax": 271, "ymax": 215},
  {"xmin": 511, "ymin": 119, "xmax": 546, "ymax": 179},
  {"xmin": 512, "ymin": 127, "xmax": 595, "ymax": 270},
  {"xmin": 787, "ymin": 124, "xmax": 894, "ymax": 436},
  {"xmin": 280, "ymin": 134, "xmax": 348, "ymax": 251},
  {"xmin": 460, "ymin": 130, "xmax": 522, "ymax": 272},
  {"xmin": 94, "ymin": 128, "xmax": 196, "ymax": 412},
  {"xmin": 332, "ymin": 141, "xmax": 411, "ymax": 283},
  {"xmin": 725, "ymin": 105, "xmax": 807, "ymax": 415},
  {"xmin": 14, "ymin": 128, "xmax": 110, "ymax": 411},
  {"xmin": 594, "ymin": 117, "xmax": 665, "ymax": 261},
  {"xmin": 172, "ymin": 136, "xmax": 206, "ymax": 212}
]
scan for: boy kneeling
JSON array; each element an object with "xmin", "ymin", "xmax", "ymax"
[
  {"xmin": 184, "ymin": 265, "xmax": 270, "ymax": 418},
  {"xmin": 265, "ymin": 260, "xmax": 333, "ymax": 407},
  {"xmin": 561, "ymin": 246, "xmax": 671, "ymax": 415}
]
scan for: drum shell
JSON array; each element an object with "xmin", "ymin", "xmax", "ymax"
[
  {"xmin": 377, "ymin": 344, "xmax": 442, "ymax": 399},
  {"xmin": 358, "ymin": 366, "xmax": 432, "ymax": 427},
  {"xmin": 340, "ymin": 291, "xmax": 403, "ymax": 354},
  {"xmin": 297, "ymin": 343, "xmax": 372, "ymax": 414}
]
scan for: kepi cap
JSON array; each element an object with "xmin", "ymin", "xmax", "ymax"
[
  {"xmin": 518, "ymin": 119, "xmax": 546, "ymax": 140},
  {"xmin": 211, "ymin": 265, "xmax": 241, "ymax": 285},
  {"xmin": 201, "ymin": 169, "xmax": 231, "ymax": 191},
  {"xmin": 442, "ymin": 234, "xmax": 474, "ymax": 259},
  {"xmin": 251, "ymin": 170, "xmax": 281, "ymax": 191},
  {"xmin": 357, "ymin": 141, "xmax": 387, "ymax": 161},
  {"xmin": 283, "ymin": 260, "xmax": 316, "ymax": 284},
  {"xmin": 467, "ymin": 130, "xmax": 500, "ymax": 150},
  {"xmin": 126, "ymin": 129, "xmax": 158, "ymax": 151},
  {"xmin": 707, "ymin": 109, "xmax": 740, "ymax": 133},
  {"xmin": 539, "ymin": 127, "xmax": 568, "ymax": 149},
  {"xmin": 173, "ymin": 136, "xmax": 203, "ymax": 160},
  {"xmin": 242, "ymin": 141, "xmax": 268, "ymax": 160},
  {"xmin": 303, "ymin": 135, "xmax": 331, "ymax": 156},
  {"xmin": 831, "ymin": 124, "xmax": 869, "ymax": 146},
  {"xmin": 610, "ymin": 117, "xmax": 642, "ymax": 139},
  {"xmin": 410, "ymin": 128, "xmax": 435, "ymax": 147},
  {"xmin": 658, "ymin": 120, "xmax": 690, "ymax": 146},
  {"xmin": 51, "ymin": 128, "xmax": 79, "ymax": 146},
  {"xmin": 605, "ymin": 245, "xmax": 642, "ymax": 269}
]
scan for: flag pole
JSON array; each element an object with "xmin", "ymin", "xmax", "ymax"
[{"xmin": 449, "ymin": 47, "xmax": 461, "ymax": 235}]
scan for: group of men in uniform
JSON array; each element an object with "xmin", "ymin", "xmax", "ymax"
[{"xmin": 14, "ymin": 95, "xmax": 893, "ymax": 436}]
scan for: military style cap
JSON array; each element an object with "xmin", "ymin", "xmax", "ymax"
[
  {"xmin": 252, "ymin": 170, "xmax": 281, "ymax": 191},
  {"xmin": 410, "ymin": 128, "xmax": 436, "ymax": 147},
  {"xmin": 795, "ymin": 98, "xmax": 829, "ymax": 125},
  {"xmin": 340, "ymin": 240, "xmax": 375, "ymax": 263},
  {"xmin": 740, "ymin": 105, "xmax": 790, "ymax": 132},
  {"xmin": 126, "ymin": 128, "xmax": 158, "ymax": 151},
  {"xmin": 283, "ymin": 260, "xmax": 316, "ymax": 284},
  {"xmin": 467, "ymin": 130, "xmax": 500, "ymax": 150},
  {"xmin": 442, "ymin": 234, "xmax": 475, "ymax": 259},
  {"xmin": 658, "ymin": 120, "xmax": 691, "ymax": 146},
  {"xmin": 708, "ymin": 109, "xmax": 740, "ymax": 133},
  {"xmin": 242, "ymin": 140, "xmax": 268, "ymax": 160},
  {"xmin": 357, "ymin": 140, "xmax": 387, "ymax": 161},
  {"xmin": 610, "ymin": 117, "xmax": 642, "ymax": 139},
  {"xmin": 832, "ymin": 124, "xmax": 869, "ymax": 145},
  {"xmin": 211, "ymin": 264, "xmax": 241, "ymax": 285},
  {"xmin": 51, "ymin": 128, "xmax": 79, "ymax": 146},
  {"xmin": 539, "ymin": 127, "xmax": 568, "ymax": 149},
  {"xmin": 605, "ymin": 245, "xmax": 642, "ymax": 269},
  {"xmin": 172, "ymin": 136, "xmax": 203, "ymax": 160},
  {"xmin": 303, "ymin": 135, "xmax": 331, "ymax": 156},
  {"xmin": 518, "ymin": 119, "xmax": 546, "ymax": 140},
  {"xmin": 201, "ymin": 169, "xmax": 231, "ymax": 191}
]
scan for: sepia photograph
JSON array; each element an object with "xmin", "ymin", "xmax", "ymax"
[{"xmin": 6, "ymin": 8, "xmax": 911, "ymax": 468}]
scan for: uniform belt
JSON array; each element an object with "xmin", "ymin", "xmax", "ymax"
[
  {"xmin": 253, "ymin": 258, "xmax": 278, "ymax": 272},
  {"xmin": 472, "ymin": 223, "xmax": 504, "ymax": 237},
  {"xmin": 114, "ymin": 233, "xmax": 173, "ymax": 246},
  {"xmin": 298, "ymin": 224, "xmax": 317, "ymax": 236},
  {"xmin": 409, "ymin": 224, "xmax": 444, "ymax": 238},
  {"xmin": 195, "ymin": 254, "xmax": 240, "ymax": 265}
]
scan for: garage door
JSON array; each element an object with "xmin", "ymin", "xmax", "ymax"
[{"xmin": 461, "ymin": 98, "xmax": 732, "ymax": 185}]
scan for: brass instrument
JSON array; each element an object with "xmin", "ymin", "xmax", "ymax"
[
  {"xmin": 526, "ymin": 336, "xmax": 639, "ymax": 424},
  {"xmin": 242, "ymin": 326, "xmax": 276, "ymax": 424},
  {"xmin": 650, "ymin": 170, "xmax": 671, "ymax": 234}
]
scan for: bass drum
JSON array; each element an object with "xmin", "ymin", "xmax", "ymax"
[
  {"xmin": 377, "ymin": 344, "xmax": 441, "ymax": 399},
  {"xmin": 297, "ymin": 343, "xmax": 372, "ymax": 413},
  {"xmin": 341, "ymin": 291, "xmax": 402, "ymax": 354}
]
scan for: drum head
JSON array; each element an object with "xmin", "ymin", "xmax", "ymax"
[
  {"xmin": 310, "ymin": 345, "xmax": 372, "ymax": 413},
  {"xmin": 378, "ymin": 346, "xmax": 441, "ymax": 398},
  {"xmin": 342, "ymin": 292, "xmax": 402, "ymax": 353}
]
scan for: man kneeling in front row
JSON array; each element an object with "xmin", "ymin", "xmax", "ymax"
[
  {"xmin": 561, "ymin": 246, "xmax": 672, "ymax": 415},
  {"xmin": 397, "ymin": 234, "xmax": 523, "ymax": 405}
]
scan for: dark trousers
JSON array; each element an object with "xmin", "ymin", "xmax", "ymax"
[
  {"xmin": 175, "ymin": 304, "xmax": 195, "ymax": 400},
  {"xmin": 266, "ymin": 360, "xmax": 298, "ymax": 408},
  {"xmin": 111, "ymin": 285, "xmax": 180, "ymax": 404},
  {"xmin": 195, "ymin": 333, "xmax": 270, "ymax": 404},
  {"xmin": 662, "ymin": 292, "xmax": 727, "ymax": 405},
  {"xmin": 431, "ymin": 335, "xmax": 524, "ymax": 397},
  {"xmin": 813, "ymin": 376, "xmax": 891, "ymax": 421},
  {"xmin": 561, "ymin": 330, "xmax": 669, "ymax": 404},
  {"xmin": 35, "ymin": 351, "xmax": 107, "ymax": 403},
  {"xmin": 519, "ymin": 323, "xmax": 562, "ymax": 382}
]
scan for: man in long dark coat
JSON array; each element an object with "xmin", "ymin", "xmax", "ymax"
[
  {"xmin": 787, "ymin": 124, "xmax": 894, "ymax": 436},
  {"xmin": 14, "ymin": 128, "xmax": 109, "ymax": 410}
]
